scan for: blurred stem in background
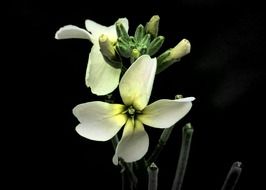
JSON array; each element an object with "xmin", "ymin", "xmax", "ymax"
[
  {"xmin": 221, "ymin": 161, "xmax": 242, "ymax": 190},
  {"xmin": 171, "ymin": 123, "xmax": 194, "ymax": 190},
  {"xmin": 112, "ymin": 135, "xmax": 138, "ymax": 190},
  {"xmin": 147, "ymin": 163, "xmax": 159, "ymax": 190},
  {"xmin": 146, "ymin": 126, "xmax": 174, "ymax": 166}
]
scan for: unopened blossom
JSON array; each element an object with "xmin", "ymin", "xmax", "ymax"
[
  {"xmin": 73, "ymin": 55, "xmax": 195, "ymax": 164},
  {"xmin": 55, "ymin": 18, "xmax": 129, "ymax": 95},
  {"xmin": 156, "ymin": 39, "xmax": 191, "ymax": 74}
]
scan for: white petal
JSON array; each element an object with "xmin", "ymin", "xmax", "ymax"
[
  {"xmin": 113, "ymin": 119, "xmax": 149, "ymax": 165},
  {"xmin": 85, "ymin": 18, "xmax": 129, "ymax": 44},
  {"xmin": 119, "ymin": 55, "xmax": 157, "ymax": 110},
  {"xmin": 138, "ymin": 97, "xmax": 195, "ymax": 128},
  {"xmin": 55, "ymin": 25, "xmax": 91, "ymax": 40},
  {"xmin": 106, "ymin": 18, "xmax": 129, "ymax": 41},
  {"xmin": 73, "ymin": 101, "xmax": 127, "ymax": 141},
  {"xmin": 117, "ymin": 18, "xmax": 129, "ymax": 32},
  {"xmin": 85, "ymin": 45, "xmax": 121, "ymax": 96},
  {"xmin": 85, "ymin": 20, "xmax": 108, "ymax": 44}
]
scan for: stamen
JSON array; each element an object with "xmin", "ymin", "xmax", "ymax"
[{"xmin": 128, "ymin": 106, "xmax": 135, "ymax": 115}]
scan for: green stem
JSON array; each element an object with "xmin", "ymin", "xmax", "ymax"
[
  {"xmin": 146, "ymin": 126, "xmax": 174, "ymax": 166},
  {"xmin": 147, "ymin": 163, "xmax": 159, "ymax": 190},
  {"xmin": 221, "ymin": 161, "xmax": 242, "ymax": 190},
  {"xmin": 134, "ymin": 158, "xmax": 148, "ymax": 189},
  {"xmin": 111, "ymin": 135, "xmax": 125, "ymax": 189},
  {"xmin": 111, "ymin": 134, "xmax": 119, "ymax": 150},
  {"xmin": 171, "ymin": 123, "xmax": 193, "ymax": 190},
  {"xmin": 111, "ymin": 135, "xmax": 138, "ymax": 189},
  {"xmin": 121, "ymin": 65, "xmax": 127, "ymax": 74},
  {"xmin": 121, "ymin": 170, "xmax": 125, "ymax": 190},
  {"xmin": 119, "ymin": 159, "xmax": 138, "ymax": 190}
]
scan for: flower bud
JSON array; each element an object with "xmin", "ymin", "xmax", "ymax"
[
  {"xmin": 156, "ymin": 39, "xmax": 191, "ymax": 74},
  {"xmin": 99, "ymin": 34, "xmax": 116, "ymax": 58},
  {"xmin": 99, "ymin": 34, "xmax": 121, "ymax": 68},
  {"xmin": 116, "ymin": 37, "xmax": 132, "ymax": 58},
  {"xmin": 147, "ymin": 36, "xmax": 165, "ymax": 56},
  {"xmin": 134, "ymin": 24, "xmax": 145, "ymax": 42},
  {"xmin": 175, "ymin": 94, "xmax": 183, "ymax": 99},
  {"xmin": 145, "ymin": 15, "xmax": 160, "ymax": 38},
  {"xmin": 170, "ymin": 39, "xmax": 191, "ymax": 61},
  {"xmin": 140, "ymin": 33, "xmax": 151, "ymax": 47},
  {"xmin": 116, "ymin": 21, "xmax": 130, "ymax": 41},
  {"xmin": 131, "ymin": 49, "xmax": 140, "ymax": 59}
]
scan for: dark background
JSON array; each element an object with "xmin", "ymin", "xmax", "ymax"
[{"xmin": 7, "ymin": 0, "xmax": 265, "ymax": 189}]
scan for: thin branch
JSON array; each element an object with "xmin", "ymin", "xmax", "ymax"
[
  {"xmin": 147, "ymin": 163, "xmax": 159, "ymax": 190},
  {"xmin": 111, "ymin": 135, "xmax": 138, "ymax": 189},
  {"xmin": 146, "ymin": 126, "xmax": 174, "ymax": 166},
  {"xmin": 171, "ymin": 123, "xmax": 193, "ymax": 190},
  {"xmin": 221, "ymin": 161, "xmax": 242, "ymax": 190}
]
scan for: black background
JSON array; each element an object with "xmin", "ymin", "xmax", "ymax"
[{"xmin": 6, "ymin": 0, "xmax": 265, "ymax": 189}]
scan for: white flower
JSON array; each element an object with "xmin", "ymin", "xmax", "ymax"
[
  {"xmin": 55, "ymin": 18, "xmax": 129, "ymax": 95},
  {"xmin": 73, "ymin": 55, "xmax": 195, "ymax": 164}
]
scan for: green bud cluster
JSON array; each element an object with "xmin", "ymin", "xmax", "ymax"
[
  {"xmin": 99, "ymin": 15, "xmax": 191, "ymax": 74},
  {"xmin": 115, "ymin": 16, "xmax": 165, "ymax": 62}
]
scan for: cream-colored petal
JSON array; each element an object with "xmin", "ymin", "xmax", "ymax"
[
  {"xmin": 106, "ymin": 18, "xmax": 129, "ymax": 41},
  {"xmin": 73, "ymin": 101, "xmax": 127, "ymax": 141},
  {"xmin": 85, "ymin": 20, "xmax": 108, "ymax": 44},
  {"xmin": 112, "ymin": 119, "xmax": 149, "ymax": 165},
  {"xmin": 55, "ymin": 25, "xmax": 91, "ymax": 40},
  {"xmin": 85, "ymin": 45, "xmax": 121, "ymax": 96},
  {"xmin": 85, "ymin": 18, "xmax": 129, "ymax": 44},
  {"xmin": 119, "ymin": 55, "xmax": 157, "ymax": 110},
  {"xmin": 138, "ymin": 97, "xmax": 195, "ymax": 128}
]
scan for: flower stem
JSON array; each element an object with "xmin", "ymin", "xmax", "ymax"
[
  {"xmin": 111, "ymin": 135, "xmax": 138, "ymax": 190},
  {"xmin": 146, "ymin": 126, "xmax": 174, "ymax": 166},
  {"xmin": 171, "ymin": 123, "xmax": 193, "ymax": 190},
  {"xmin": 221, "ymin": 161, "xmax": 242, "ymax": 190},
  {"xmin": 147, "ymin": 163, "xmax": 159, "ymax": 190},
  {"xmin": 119, "ymin": 159, "xmax": 138, "ymax": 190},
  {"xmin": 134, "ymin": 158, "xmax": 148, "ymax": 189},
  {"xmin": 111, "ymin": 134, "xmax": 119, "ymax": 149}
]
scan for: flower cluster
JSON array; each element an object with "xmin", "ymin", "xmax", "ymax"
[{"xmin": 55, "ymin": 16, "xmax": 195, "ymax": 165}]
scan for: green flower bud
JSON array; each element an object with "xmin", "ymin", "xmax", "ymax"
[
  {"xmin": 147, "ymin": 36, "xmax": 165, "ymax": 56},
  {"xmin": 140, "ymin": 33, "xmax": 151, "ymax": 47},
  {"xmin": 156, "ymin": 50, "xmax": 170, "ymax": 74},
  {"xmin": 139, "ymin": 45, "xmax": 147, "ymax": 55},
  {"xmin": 175, "ymin": 94, "xmax": 183, "ymax": 99},
  {"xmin": 156, "ymin": 39, "xmax": 191, "ymax": 74},
  {"xmin": 170, "ymin": 39, "xmax": 191, "ymax": 61},
  {"xmin": 131, "ymin": 48, "xmax": 140, "ymax": 59},
  {"xmin": 99, "ymin": 34, "xmax": 121, "ymax": 68},
  {"xmin": 116, "ymin": 37, "xmax": 132, "ymax": 58},
  {"xmin": 130, "ymin": 49, "xmax": 141, "ymax": 63},
  {"xmin": 116, "ymin": 21, "xmax": 130, "ymax": 42},
  {"xmin": 134, "ymin": 24, "xmax": 145, "ymax": 42},
  {"xmin": 99, "ymin": 34, "xmax": 116, "ymax": 59},
  {"xmin": 156, "ymin": 50, "xmax": 172, "ymax": 74},
  {"xmin": 145, "ymin": 15, "xmax": 160, "ymax": 38}
]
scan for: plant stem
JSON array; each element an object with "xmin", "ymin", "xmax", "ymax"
[
  {"xmin": 134, "ymin": 158, "xmax": 148, "ymax": 189},
  {"xmin": 111, "ymin": 134, "xmax": 119, "ymax": 150},
  {"xmin": 147, "ymin": 163, "xmax": 159, "ymax": 190},
  {"xmin": 111, "ymin": 135, "xmax": 138, "ymax": 189},
  {"xmin": 118, "ymin": 160, "xmax": 138, "ymax": 190},
  {"xmin": 171, "ymin": 123, "xmax": 193, "ymax": 190},
  {"xmin": 146, "ymin": 126, "xmax": 174, "ymax": 166},
  {"xmin": 221, "ymin": 161, "xmax": 242, "ymax": 190}
]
